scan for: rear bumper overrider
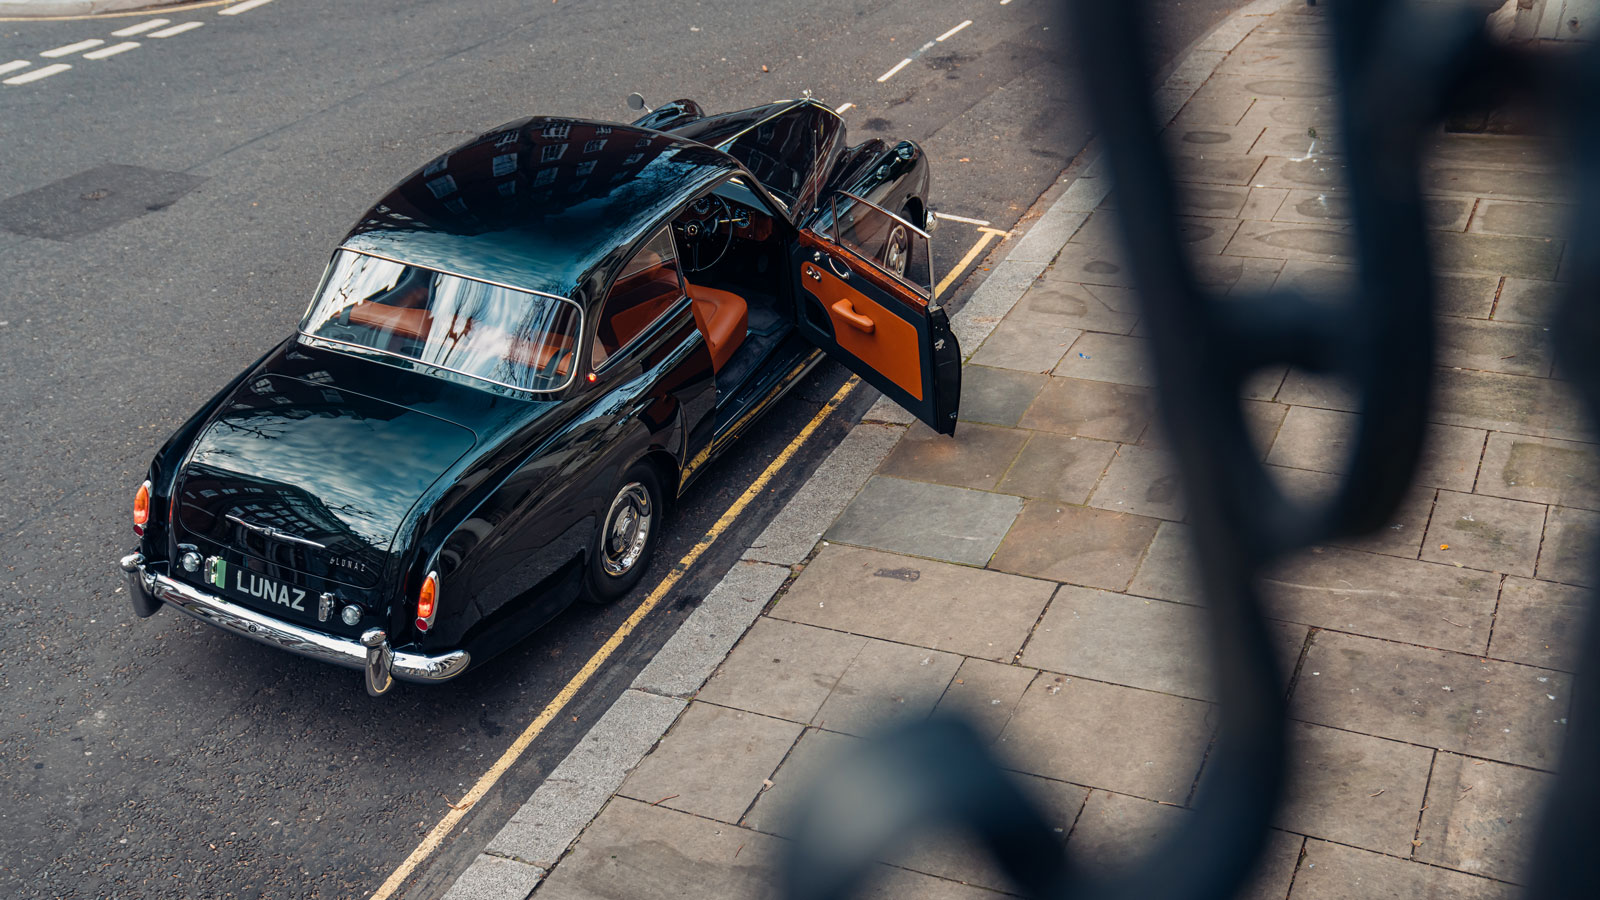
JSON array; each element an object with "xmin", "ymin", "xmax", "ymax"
[{"xmin": 118, "ymin": 553, "xmax": 469, "ymax": 696}]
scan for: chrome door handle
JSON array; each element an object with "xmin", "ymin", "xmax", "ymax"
[{"xmin": 825, "ymin": 254, "xmax": 851, "ymax": 280}]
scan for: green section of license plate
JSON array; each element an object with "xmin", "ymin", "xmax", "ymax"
[{"xmin": 209, "ymin": 556, "xmax": 228, "ymax": 589}]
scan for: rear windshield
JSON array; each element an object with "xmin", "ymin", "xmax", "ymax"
[{"xmin": 300, "ymin": 250, "xmax": 582, "ymax": 392}]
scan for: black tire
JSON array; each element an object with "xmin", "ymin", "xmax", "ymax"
[{"xmin": 584, "ymin": 461, "xmax": 664, "ymax": 602}]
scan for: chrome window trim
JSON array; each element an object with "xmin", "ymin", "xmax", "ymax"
[
  {"xmin": 297, "ymin": 247, "xmax": 586, "ymax": 395},
  {"xmin": 832, "ymin": 190, "xmax": 937, "ymax": 299},
  {"xmin": 837, "ymin": 190, "xmax": 931, "ymax": 239},
  {"xmin": 711, "ymin": 98, "xmax": 844, "ymax": 154},
  {"xmin": 591, "ymin": 225, "xmax": 690, "ymax": 376},
  {"xmin": 589, "ymin": 294, "xmax": 693, "ymax": 378},
  {"xmin": 713, "ymin": 98, "xmax": 839, "ymax": 215}
]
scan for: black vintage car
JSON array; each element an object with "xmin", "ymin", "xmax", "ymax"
[{"xmin": 120, "ymin": 95, "xmax": 960, "ymax": 695}]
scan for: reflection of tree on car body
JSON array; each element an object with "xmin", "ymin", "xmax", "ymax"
[{"xmin": 120, "ymin": 95, "xmax": 959, "ymax": 696}]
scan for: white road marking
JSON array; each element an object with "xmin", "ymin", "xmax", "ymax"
[
  {"xmin": 937, "ymin": 20, "xmax": 973, "ymax": 41},
  {"xmin": 934, "ymin": 211, "xmax": 993, "ymax": 226},
  {"xmin": 220, "ymin": 0, "xmax": 276, "ymax": 15},
  {"xmin": 1001, "ymin": 0, "xmax": 1015, "ymax": 5},
  {"xmin": 149, "ymin": 22, "xmax": 206, "ymax": 38},
  {"xmin": 877, "ymin": 57, "xmax": 911, "ymax": 82},
  {"xmin": 112, "ymin": 19, "xmax": 169, "ymax": 37},
  {"xmin": 4, "ymin": 63, "xmax": 70, "ymax": 85},
  {"xmin": 0, "ymin": 60, "xmax": 29, "ymax": 76},
  {"xmin": 834, "ymin": 102, "xmax": 854, "ymax": 113},
  {"xmin": 84, "ymin": 42, "xmax": 141, "ymax": 60},
  {"xmin": 41, "ymin": 39, "xmax": 104, "ymax": 58},
  {"xmin": 918, "ymin": 40, "xmax": 935, "ymax": 53}
]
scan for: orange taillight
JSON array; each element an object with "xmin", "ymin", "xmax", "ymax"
[
  {"xmin": 133, "ymin": 481, "xmax": 152, "ymax": 535},
  {"xmin": 415, "ymin": 571, "xmax": 439, "ymax": 632}
]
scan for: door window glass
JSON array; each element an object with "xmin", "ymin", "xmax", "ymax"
[
  {"xmin": 723, "ymin": 105, "xmax": 841, "ymax": 211},
  {"xmin": 830, "ymin": 194, "xmax": 934, "ymax": 297},
  {"xmin": 592, "ymin": 226, "xmax": 684, "ymax": 368}
]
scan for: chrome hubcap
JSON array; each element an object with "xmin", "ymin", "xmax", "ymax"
[
  {"xmin": 601, "ymin": 483, "xmax": 652, "ymax": 576},
  {"xmin": 885, "ymin": 224, "xmax": 909, "ymax": 276}
]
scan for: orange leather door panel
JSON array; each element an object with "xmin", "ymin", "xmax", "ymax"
[{"xmin": 800, "ymin": 259, "xmax": 923, "ymax": 401}]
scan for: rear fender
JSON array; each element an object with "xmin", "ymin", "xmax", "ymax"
[{"xmin": 142, "ymin": 339, "xmax": 291, "ymax": 563}]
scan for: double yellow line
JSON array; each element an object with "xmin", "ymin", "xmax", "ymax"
[
  {"xmin": 370, "ymin": 376, "xmax": 860, "ymax": 900},
  {"xmin": 934, "ymin": 227, "xmax": 1008, "ymax": 298}
]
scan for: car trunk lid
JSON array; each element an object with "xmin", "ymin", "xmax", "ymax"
[{"xmin": 172, "ymin": 374, "xmax": 475, "ymax": 599}]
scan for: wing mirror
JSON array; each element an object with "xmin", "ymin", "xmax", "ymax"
[{"xmin": 626, "ymin": 92, "xmax": 652, "ymax": 113}]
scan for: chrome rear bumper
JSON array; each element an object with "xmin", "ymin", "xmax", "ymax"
[{"xmin": 119, "ymin": 553, "xmax": 469, "ymax": 696}]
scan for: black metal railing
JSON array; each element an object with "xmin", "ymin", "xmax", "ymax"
[{"xmin": 783, "ymin": 1, "xmax": 1600, "ymax": 897}]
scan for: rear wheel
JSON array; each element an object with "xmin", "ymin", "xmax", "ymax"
[{"xmin": 584, "ymin": 462, "xmax": 664, "ymax": 602}]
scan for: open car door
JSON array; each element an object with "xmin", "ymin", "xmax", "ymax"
[{"xmin": 792, "ymin": 192, "xmax": 961, "ymax": 434}]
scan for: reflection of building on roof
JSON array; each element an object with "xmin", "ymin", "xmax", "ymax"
[
  {"xmin": 341, "ymin": 116, "xmax": 733, "ymax": 299},
  {"xmin": 356, "ymin": 120, "xmax": 674, "ymax": 236}
]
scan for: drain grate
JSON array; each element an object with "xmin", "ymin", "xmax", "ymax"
[{"xmin": 0, "ymin": 164, "xmax": 207, "ymax": 241}]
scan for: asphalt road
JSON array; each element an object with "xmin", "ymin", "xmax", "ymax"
[{"xmin": 0, "ymin": 1, "xmax": 1245, "ymax": 897}]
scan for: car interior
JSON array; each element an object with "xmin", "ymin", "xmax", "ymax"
[
  {"xmin": 670, "ymin": 177, "xmax": 792, "ymax": 403},
  {"xmin": 592, "ymin": 102, "xmax": 844, "ymax": 407}
]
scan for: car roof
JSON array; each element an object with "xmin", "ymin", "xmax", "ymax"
[{"xmin": 342, "ymin": 116, "xmax": 738, "ymax": 302}]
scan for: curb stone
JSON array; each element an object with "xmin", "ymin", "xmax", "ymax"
[
  {"xmin": 441, "ymin": 691, "xmax": 688, "ymax": 899},
  {"xmin": 740, "ymin": 422, "xmax": 907, "ymax": 566},
  {"xmin": 631, "ymin": 561, "xmax": 792, "ymax": 698},
  {"xmin": 439, "ymin": 3, "xmax": 1292, "ymax": 897},
  {"xmin": 438, "ymin": 855, "xmax": 545, "ymax": 900}
]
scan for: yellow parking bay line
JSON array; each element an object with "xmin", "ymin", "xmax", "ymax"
[
  {"xmin": 370, "ymin": 375, "xmax": 861, "ymax": 900},
  {"xmin": 934, "ymin": 226, "xmax": 1008, "ymax": 298}
]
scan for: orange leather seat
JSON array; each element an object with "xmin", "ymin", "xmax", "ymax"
[
  {"xmin": 347, "ymin": 303, "xmax": 433, "ymax": 343},
  {"xmin": 506, "ymin": 333, "xmax": 576, "ymax": 377},
  {"xmin": 685, "ymin": 283, "xmax": 748, "ymax": 373}
]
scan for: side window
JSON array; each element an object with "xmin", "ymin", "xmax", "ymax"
[
  {"xmin": 830, "ymin": 194, "xmax": 935, "ymax": 298},
  {"xmin": 724, "ymin": 105, "xmax": 839, "ymax": 210},
  {"xmin": 592, "ymin": 226, "xmax": 684, "ymax": 369}
]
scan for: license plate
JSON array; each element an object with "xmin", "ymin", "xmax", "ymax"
[{"xmin": 207, "ymin": 557, "xmax": 310, "ymax": 614}]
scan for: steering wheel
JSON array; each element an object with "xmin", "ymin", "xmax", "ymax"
[{"xmin": 673, "ymin": 195, "xmax": 735, "ymax": 274}]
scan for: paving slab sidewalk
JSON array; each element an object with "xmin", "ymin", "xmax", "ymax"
[{"xmin": 445, "ymin": 1, "xmax": 1576, "ymax": 897}]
